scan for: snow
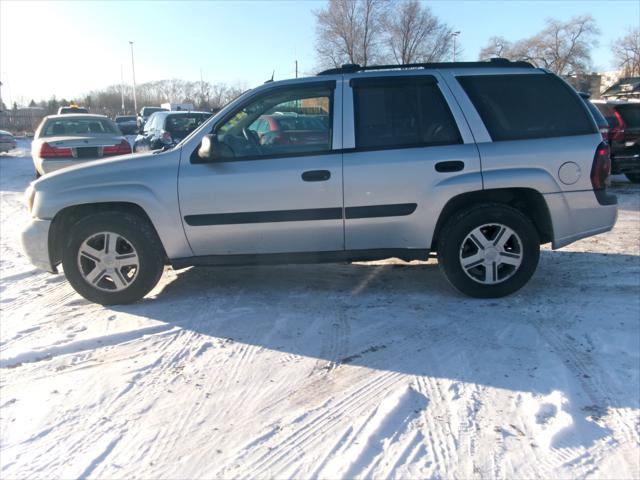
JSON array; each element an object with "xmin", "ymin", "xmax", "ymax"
[{"xmin": 1, "ymin": 140, "xmax": 639, "ymax": 479}]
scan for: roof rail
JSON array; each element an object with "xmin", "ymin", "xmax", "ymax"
[{"xmin": 317, "ymin": 58, "xmax": 534, "ymax": 75}]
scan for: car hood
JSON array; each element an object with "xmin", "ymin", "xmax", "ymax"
[{"xmin": 32, "ymin": 147, "xmax": 180, "ymax": 195}]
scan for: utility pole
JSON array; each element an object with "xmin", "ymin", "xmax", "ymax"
[
  {"xmin": 295, "ymin": 60, "xmax": 298, "ymax": 78},
  {"xmin": 120, "ymin": 65, "xmax": 125, "ymax": 114},
  {"xmin": 129, "ymin": 41, "xmax": 138, "ymax": 114},
  {"xmin": 451, "ymin": 31, "xmax": 461, "ymax": 62}
]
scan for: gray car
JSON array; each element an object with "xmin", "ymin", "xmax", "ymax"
[
  {"xmin": 21, "ymin": 60, "xmax": 618, "ymax": 304},
  {"xmin": 31, "ymin": 114, "xmax": 132, "ymax": 177}
]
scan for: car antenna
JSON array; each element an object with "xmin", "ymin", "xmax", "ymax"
[{"xmin": 265, "ymin": 70, "xmax": 274, "ymax": 83}]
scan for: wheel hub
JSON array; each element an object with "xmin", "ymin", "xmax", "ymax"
[
  {"xmin": 459, "ymin": 223, "xmax": 523, "ymax": 285},
  {"xmin": 76, "ymin": 231, "xmax": 140, "ymax": 292}
]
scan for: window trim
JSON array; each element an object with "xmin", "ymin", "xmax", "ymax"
[
  {"xmin": 190, "ymin": 80, "xmax": 336, "ymax": 164},
  {"xmin": 352, "ymin": 76, "xmax": 463, "ymax": 151}
]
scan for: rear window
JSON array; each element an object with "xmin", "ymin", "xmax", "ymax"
[
  {"xmin": 615, "ymin": 104, "xmax": 640, "ymax": 128},
  {"xmin": 42, "ymin": 118, "xmax": 119, "ymax": 137},
  {"xmin": 142, "ymin": 107, "xmax": 166, "ymax": 117},
  {"xmin": 458, "ymin": 74, "xmax": 596, "ymax": 141},
  {"xmin": 116, "ymin": 116, "xmax": 136, "ymax": 122},
  {"xmin": 275, "ymin": 115, "xmax": 326, "ymax": 131},
  {"xmin": 353, "ymin": 77, "xmax": 462, "ymax": 149},
  {"xmin": 164, "ymin": 114, "xmax": 211, "ymax": 135}
]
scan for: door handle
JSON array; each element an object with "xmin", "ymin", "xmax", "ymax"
[
  {"xmin": 435, "ymin": 161, "xmax": 465, "ymax": 172},
  {"xmin": 302, "ymin": 170, "xmax": 331, "ymax": 182}
]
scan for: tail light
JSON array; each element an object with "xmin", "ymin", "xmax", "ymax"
[
  {"xmin": 590, "ymin": 142, "xmax": 611, "ymax": 191},
  {"xmin": 40, "ymin": 142, "xmax": 72, "ymax": 158},
  {"xmin": 103, "ymin": 139, "xmax": 132, "ymax": 156},
  {"xmin": 610, "ymin": 110, "xmax": 626, "ymax": 142}
]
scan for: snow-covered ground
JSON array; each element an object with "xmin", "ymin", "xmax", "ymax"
[{"xmin": 1, "ymin": 140, "xmax": 639, "ymax": 479}]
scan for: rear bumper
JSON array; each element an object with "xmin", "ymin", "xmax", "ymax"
[
  {"xmin": 37, "ymin": 158, "xmax": 94, "ymax": 175},
  {"xmin": 544, "ymin": 190, "xmax": 618, "ymax": 249},
  {"xmin": 612, "ymin": 153, "xmax": 640, "ymax": 174},
  {"xmin": 21, "ymin": 218, "xmax": 56, "ymax": 273}
]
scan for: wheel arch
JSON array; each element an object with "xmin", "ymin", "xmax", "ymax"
[
  {"xmin": 48, "ymin": 202, "xmax": 168, "ymax": 268},
  {"xmin": 431, "ymin": 188, "xmax": 553, "ymax": 251}
]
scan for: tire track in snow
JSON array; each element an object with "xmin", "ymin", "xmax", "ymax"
[{"xmin": 221, "ymin": 370, "xmax": 407, "ymax": 478}]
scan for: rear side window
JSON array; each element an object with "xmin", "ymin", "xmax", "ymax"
[
  {"xmin": 615, "ymin": 104, "xmax": 640, "ymax": 128},
  {"xmin": 353, "ymin": 77, "xmax": 462, "ymax": 149},
  {"xmin": 458, "ymin": 74, "xmax": 596, "ymax": 141}
]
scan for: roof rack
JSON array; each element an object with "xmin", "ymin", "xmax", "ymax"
[{"xmin": 317, "ymin": 58, "xmax": 534, "ymax": 75}]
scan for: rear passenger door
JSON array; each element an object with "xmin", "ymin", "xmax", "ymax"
[{"xmin": 342, "ymin": 72, "xmax": 482, "ymax": 251}]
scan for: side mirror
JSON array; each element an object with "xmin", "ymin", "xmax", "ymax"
[{"xmin": 197, "ymin": 134, "xmax": 219, "ymax": 162}]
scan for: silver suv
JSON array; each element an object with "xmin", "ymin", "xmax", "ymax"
[{"xmin": 21, "ymin": 60, "xmax": 618, "ymax": 305}]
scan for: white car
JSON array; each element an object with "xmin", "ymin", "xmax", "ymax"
[
  {"xmin": 0, "ymin": 129, "xmax": 17, "ymax": 153},
  {"xmin": 31, "ymin": 114, "xmax": 131, "ymax": 177}
]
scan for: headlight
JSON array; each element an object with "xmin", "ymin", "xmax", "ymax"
[{"xmin": 25, "ymin": 185, "xmax": 35, "ymax": 214}]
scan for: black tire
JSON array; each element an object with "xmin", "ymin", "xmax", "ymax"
[
  {"xmin": 61, "ymin": 212, "xmax": 164, "ymax": 305},
  {"xmin": 437, "ymin": 203, "xmax": 540, "ymax": 298},
  {"xmin": 625, "ymin": 173, "xmax": 640, "ymax": 183}
]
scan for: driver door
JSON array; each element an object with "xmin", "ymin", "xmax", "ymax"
[{"xmin": 178, "ymin": 81, "xmax": 344, "ymax": 256}]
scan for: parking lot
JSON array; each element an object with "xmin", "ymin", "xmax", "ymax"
[{"xmin": 1, "ymin": 140, "xmax": 639, "ymax": 478}]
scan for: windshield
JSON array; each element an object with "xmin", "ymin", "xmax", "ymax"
[
  {"xmin": 41, "ymin": 117, "xmax": 119, "ymax": 137},
  {"xmin": 59, "ymin": 107, "xmax": 89, "ymax": 114}
]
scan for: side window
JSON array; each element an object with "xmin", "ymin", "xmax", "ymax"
[
  {"xmin": 214, "ymin": 85, "xmax": 333, "ymax": 159},
  {"xmin": 457, "ymin": 74, "xmax": 596, "ymax": 141},
  {"xmin": 352, "ymin": 77, "xmax": 462, "ymax": 150}
]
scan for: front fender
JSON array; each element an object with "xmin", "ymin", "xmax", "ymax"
[{"xmin": 31, "ymin": 150, "xmax": 193, "ymax": 259}]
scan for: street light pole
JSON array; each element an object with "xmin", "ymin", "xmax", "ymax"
[
  {"xmin": 129, "ymin": 41, "xmax": 138, "ymax": 115},
  {"xmin": 451, "ymin": 31, "xmax": 461, "ymax": 62},
  {"xmin": 120, "ymin": 64, "xmax": 125, "ymax": 114}
]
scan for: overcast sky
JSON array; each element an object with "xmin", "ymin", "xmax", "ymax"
[{"xmin": 1, "ymin": 0, "xmax": 637, "ymax": 105}]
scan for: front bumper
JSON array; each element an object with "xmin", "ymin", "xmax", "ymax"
[
  {"xmin": 0, "ymin": 142, "xmax": 16, "ymax": 152},
  {"xmin": 21, "ymin": 218, "xmax": 56, "ymax": 273}
]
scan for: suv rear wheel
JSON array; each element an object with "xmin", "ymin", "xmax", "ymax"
[
  {"xmin": 61, "ymin": 212, "xmax": 164, "ymax": 305},
  {"xmin": 437, "ymin": 204, "xmax": 540, "ymax": 298}
]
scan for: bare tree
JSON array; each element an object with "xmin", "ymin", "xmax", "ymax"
[
  {"xmin": 383, "ymin": 0, "xmax": 453, "ymax": 64},
  {"xmin": 314, "ymin": 0, "xmax": 387, "ymax": 68},
  {"xmin": 479, "ymin": 36, "xmax": 512, "ymax": 60},
  {"xmin": 613, "ymin": 27, "xmax": 640, "ymax": 77},
  {"xmin": 478, "ymin": 15, "xmax": 599, "ymax": 75}
]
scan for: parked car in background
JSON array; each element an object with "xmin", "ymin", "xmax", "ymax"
[
  {"xmin": 252, "ymin": 113, "xmax": 331, "ymax": 148},
  {"xmin": 136, "ymin": 106, "xmax": 167, "ymax": 131},
  {"xmin": 0, "ymin": 130, "xmax": 17, "ymax": 153},
  {"xmin": 602, "ymin": 77, "xmax": 640, "ymax": 100},
  {"xmin": 57, "ymin": 105, "xmax": 89, "ymax": 115},
  {"xmin": 133, "ymin": 111, "xmax": 212, "ymax": 152},
  {"xmin": 592, "ymin": 100, "xmax": 640, "ymax": 183},
  {"xmin": 31, "ymin": 114, "xmax": 131, "ymax": 177},
  {"xmin": 22, "ymin": 60, "xmax": 617, "ymax": 305},
  {"xmin": 115, "ymin": 115, "xmax": 138, "ymax": 135}
]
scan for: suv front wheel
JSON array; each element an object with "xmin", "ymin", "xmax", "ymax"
[
  {"xmin": 61, "ymin": 212, "xmax": 165, "ymax": 305},
  {"xmin": 437, "ymin": 204, "xmax": 540, "ymax": 298}
]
